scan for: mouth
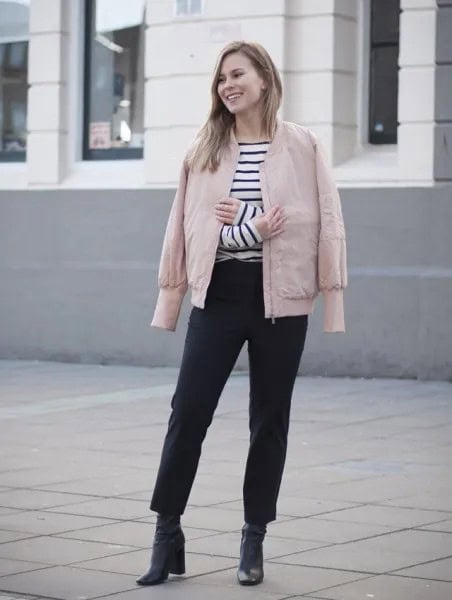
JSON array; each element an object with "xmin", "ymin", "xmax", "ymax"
[{"xmin": 226, "ymin": 93, "xmax": 242, "ymax": 103}]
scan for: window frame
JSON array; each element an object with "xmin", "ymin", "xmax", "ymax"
[{"xmin": 82, "ymin": 0, "xmax": 144, "ymax": 161}]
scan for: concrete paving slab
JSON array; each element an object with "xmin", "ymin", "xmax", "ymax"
[
  {"xmin": 165, "ymin": 506, "xmax": 270, "ymax": 532},
  {"xmin": 0, "ymin": 509, "xmax": 19, "ymax": 517},
  {"xmin": 212, "ymin": 496, "xmax": 363, "ymax": 517},
  {"xmin": 183, "ymin": 531, "xmax": 327, "ymax": 559},
  {"xmin": 0, "ymin": 511, "xmax": 118, "ymax": 535},
  {"xmin": 309, "ymin": 504, "xmax": 450, "ymax": 528},
  {"xmin": 269, "ymin": 529, "xmax": 452, "ymax": 573},
  {"xmin": 0, "ymin": 531, "xmax": 36, "ymax": 544},
  {"xmin": 0, "ymin": 595, "xmax": 44, "ymax": 600},
  {"xmin": 98, "ymin": 580, "xmax": 287, "ymax": 600},
  {"xmin": 0, "ymin": 558, "xmax": 48, "ymax": 577},
  {"xmin": 380, "ymin": 493, "xmax": 452, "ymax": 512},
  {"xmin": 56, "ymin": 521, "xmax": 220, "ymax": 547},
  {"xmin": 269, "ymin": 516, "xmax": 395, "ymax": 544},
  {"xmin": 391, "ymin": 555, "xmax": 452, "ymax": 581},
  {"xmin": 186, "ymin": 487, "xmax": 243, "ymax": 507},
  {"xmin": 73, "ymin": 548, "xmax": 237, "ymax": 578},
  {"xmin": 0, "ymin": 489, "xmax": 97, "ymax": 511},
  {"xmin": 43, "ymin": 497, "xmax": 150, "ymax": 521},
  {"xmin": 308, "ymin": 573, "xmax": 452, "ymax": 599},
  {"xmin": 35, "ymin": 475, "xmax": 154, "ymax": 497},
  {"xmin": 0, "ymin": 536, "xmax": 135, "ymax": 565},
  {"xmin": 0, "ymin": 566, "xmax": 137, "ymax": 600},
  {"xmin": 416, "ymin": 518, "xmax": 452, "ymax": 532},
  {"xmin": 190, "ymin": 562, "xmax": 370, "ymax": 596}
]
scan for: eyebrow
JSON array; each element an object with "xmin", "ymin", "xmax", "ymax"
[{"xmin": 218, "ymin": 68, "xmax": 244, "ymax": 77}]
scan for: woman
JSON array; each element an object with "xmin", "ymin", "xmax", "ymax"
[{"xmin": 137, "ymin": 40, "xmax": 347, "ymax": 587}]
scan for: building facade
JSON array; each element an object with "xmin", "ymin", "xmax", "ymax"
[{"xmin": 0, "ymin": 0, "xmax": 451, "ymax": 380}]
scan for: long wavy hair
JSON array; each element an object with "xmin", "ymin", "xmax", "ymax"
[{"xmin": 188, "ymin": 41, "xmax": 283, "ymax": 173}]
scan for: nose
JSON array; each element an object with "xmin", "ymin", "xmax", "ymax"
[{"xmin": 222, "ymin": 83, "xmax": 237, "ymax": 96}]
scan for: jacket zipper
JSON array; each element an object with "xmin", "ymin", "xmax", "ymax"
[{"xmin": 259, "ymin": 164, "xmax": 276, "ymax": 325}]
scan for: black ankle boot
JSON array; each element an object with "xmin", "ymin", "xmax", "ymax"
[
  {"xmin": 136, "ymin": 514, "xmax": 185, "ymax": 586},
  {"xmin": 237, "ymin": 522, "xmax": 266, "ymax": 585}
]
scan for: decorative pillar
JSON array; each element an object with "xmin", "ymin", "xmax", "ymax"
[
  {"xmin": 284, "ymin": 0, "xmax": 359, "ymax": 165},
  {"xmin": 398, "ymin": 0, "xmax": 437, "ymax": 181},
  {"xmin": 27, "ymin": 0, "xmax": 70, "ymax": 184}
]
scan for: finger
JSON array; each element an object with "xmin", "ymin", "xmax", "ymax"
[
  {"xmin": 269, "ymin": 209, "xmax": 282, "ymax": 221},
  {"xmin": 273, "ymin": 210, "xmax": 286, "ymax": 222},
  {"xmin": 271, "ymin": 218, "xmax": 283, "ymax": 229},
  {"xmin": 274, "ymin": 214, "xmax": 286, "ymax": 226},
  {"xmin": 268, "ymin": 213, "xmax": 283, "ymax": 226},
  {"xmin": 218, "ymin": 204, "xmax": 233, "ymax": 212}
]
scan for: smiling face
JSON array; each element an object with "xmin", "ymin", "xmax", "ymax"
[{"xmin": 217, "ymin": 52, "xmax": 267, "ymax": 116}]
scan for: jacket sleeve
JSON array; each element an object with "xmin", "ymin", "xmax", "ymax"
[
  {"xmin": 312, "ymin": 134, "xmax": 348, "ymax": 333},
  {"xmin": 150, "ymin": 156, "xmax": 189, "ymax": 331}
]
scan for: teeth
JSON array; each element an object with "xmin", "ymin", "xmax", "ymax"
[{"xmin": 227, "ymin": 94, "xmax": 241, "ymax": 100}]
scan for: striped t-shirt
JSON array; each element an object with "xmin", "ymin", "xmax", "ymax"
[{"xmin": 215, "ymin": 141, "xmax": 270, "ymax": 263}]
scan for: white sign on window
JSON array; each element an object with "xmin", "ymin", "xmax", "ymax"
[{"xmin": 89, "ymin": 121, "xmax": 111, "ymax": 149}]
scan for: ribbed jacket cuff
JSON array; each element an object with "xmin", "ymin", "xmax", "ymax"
[
  {"xmin": 150, "ymin": 285, "xmax": 187, "ymax": 331},
  {"xmin": 322, "ymin": 288, "xmax": 345, "ymax": 333}
]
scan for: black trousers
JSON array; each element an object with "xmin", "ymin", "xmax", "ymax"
[{"xmin": 150, "ymin": 259, "xmax": 308, "ymax": 525}]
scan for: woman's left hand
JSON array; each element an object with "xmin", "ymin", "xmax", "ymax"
[{"xmin": 215, "ymin": 197, "xmax": 242, "ymax": 224}]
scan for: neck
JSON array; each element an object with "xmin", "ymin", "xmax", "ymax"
[{"xmin": 233, "ymin": 111, "xmax": 267, "ymax": 142}]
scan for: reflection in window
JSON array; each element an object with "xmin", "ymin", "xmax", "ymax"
[
  {"xmin": 175, "ymin": 0, "xmax": 202, "ymax": 16},
  {"xmin": 0, "ymin": 0, "xmax": 29, "ymax": 162},
  {"xmin": 369, "ymin": 0, "xmax": 400, "ymax": 144},
  {"xmin": 84, "ymin": 0, "xmax": 145, "ymax": 160}
]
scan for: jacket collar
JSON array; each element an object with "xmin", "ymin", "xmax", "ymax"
[{"xmin": 228, "ymin": 115, "xmax": 284, "ymax": 157}]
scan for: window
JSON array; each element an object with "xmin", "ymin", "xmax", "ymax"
[
  {"xmin": 368, "ymin": 0, "xmax": 400, "ymax": 144},
  {"xmin": 0, "ymin": 0, "xmax": 29, "ymax": 163},
  {"xmin": 175, "ymin": 0, "xmax": 202, "ymax": 17},
  {"xmin": 83, "ymin": 0, "xmax": 145, "ymax": 160}
]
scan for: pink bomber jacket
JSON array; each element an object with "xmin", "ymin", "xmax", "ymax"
[{"xmin": 151, "ymin": 118, "xmax": 347, "ymax": 333}]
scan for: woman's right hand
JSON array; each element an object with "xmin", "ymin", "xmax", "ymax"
[{"xmin": 251, "ymin": 205, "xmax": 286, "ymax": 240}]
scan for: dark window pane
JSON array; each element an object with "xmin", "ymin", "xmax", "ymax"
[
  {"xmin": 84, "ymin": 0, "xmax": 145, "ymax": 160},
  {"xmin": 369, "ymin": 0, "xmax": 400, "ymax": 144},
  {"xmin": 369, "ymin": 46, "xmax": 399, "ymax": 143},
  {"xmin": 371, "ymin": 0, "xmax": 400, "ymax": 45},
  {"xmin": 0, "ymin": 2, "xmax": 29, "ymax": 162}
]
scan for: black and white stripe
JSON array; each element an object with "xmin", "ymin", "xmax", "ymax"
[{"xmin": 216, "ymin": 141, "xmax": 269, "ymax": 263}]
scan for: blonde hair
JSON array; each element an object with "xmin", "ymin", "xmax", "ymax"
[{"xmin": 188, "ymin": 41, "xmax": 283, "ymax": 173}]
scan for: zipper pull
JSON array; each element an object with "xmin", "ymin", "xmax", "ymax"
[{"xmin": 271, "ymin": 317, "xmax": 275, "ymax": 325}]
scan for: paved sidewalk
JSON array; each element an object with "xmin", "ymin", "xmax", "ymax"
[{"xmin": 0, "ymin": 360, "xmax": 451, "ymax": 600}]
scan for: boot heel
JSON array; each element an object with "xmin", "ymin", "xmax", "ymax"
[{"xmin": 169, "ymin": 545, "xmax": 185, "ymax": 575}]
